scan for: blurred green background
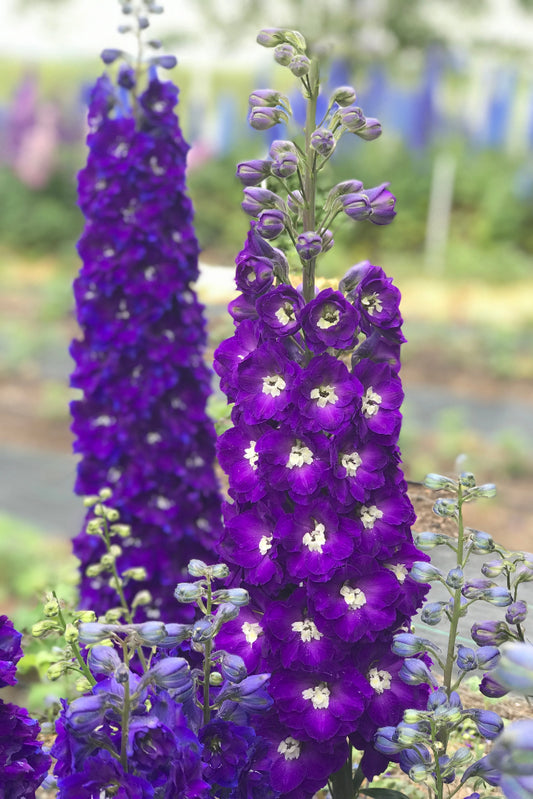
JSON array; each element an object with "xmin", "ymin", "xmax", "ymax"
[{"xmin": 1, "ymin": 0, "xmax": 533, "ymax": 661}]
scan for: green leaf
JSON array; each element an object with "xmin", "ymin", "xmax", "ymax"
[{"xmin": 360, "ymin": 789, "xmax": 412, "ymax": 799}]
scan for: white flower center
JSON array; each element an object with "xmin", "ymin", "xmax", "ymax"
[
  {"xmin": 368, "ymin": 668, "xmax": 392, "ymax": 694},
  {"xmin": 241, "ymin": 621, "xmax": 263, "ymax": 644},
  {"xmin": 155, "ymin": 496, "xmax": 174, "ymax": 510},
  {"xmin": 277, "ymin": 736, "xmax": 301, "ymax": 760},
  {"xmin": 302, "ymin": 683, "xmax": 330, "ymax": 709},
  {"xmin": 360, "ymin": 504, "xmax": 383, "ymax": 529},
  {"xmin": 244, "ymin": 440, "xmax": 258, "ymax": 471},
  {"xmin": 340, "ymin": 584, "xmax": 367, "ymax": 610},
  {"xmin": 275, "ymin": 304, "xmax": 296, "ymax": 326},
  {"xmin": 149, "ymin": 156, "xmax": 165, "ymax": 175},
  {"xmin": 310, "ymin": 384, "xmax": 338, "ymax": 408},
  {"xmin": 316, "ymin": 306, "xmax": 340, "ymax": 329},
  {"xmin": 361, "ymin": 292, "xmax": 383, "ymax": 315},
  {"xmin": 287, "ymin": 441, "xmax": 314, "ymax": 469},
  {"xmin": 258, "ymin": 535, "xmax": 273, "ymax": 556},
  {"xmin": 362, "ymin": 387, "xmax": 382, "ymax": 417},
  {"xmin": 386, "ymin": 563, "xmax": 408, "ymax": 583},
  {"xmin": 262, "ymin": 374, "xmax": 286, "ymax": 397},
  {"xmin": 341, "ymin": 451, "xmax": 362, "ymax": 477},
  {"xmin": 146, "ymin": 432, "xmax": 162, "ymax": 444},
  {"xmin": 291, "ymin": 619, "xmax": 323, "ymax": 642},
  {"xmin": 302, "ymin": 521, "xmax": 326, "ymax": 553},
  {"xmin": 247, "ymin": 269, "xmax": 257, "ymax": 283}
]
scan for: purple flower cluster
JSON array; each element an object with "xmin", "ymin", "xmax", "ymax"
[
  {"xmin": 214, "ymin": 234, "xmax": 429, "ymax": 794},
  {"xmin": 70, "ymin": 72, "xmax": 222, "ymax": 621},
  {"xmin": 0, "ymin": 615, "xmax": 51, "ymax": 796}
]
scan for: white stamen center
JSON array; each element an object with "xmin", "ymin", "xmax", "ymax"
[
  {"xmin": 310, "ymin": 384, "xmax": 338, "ymax": 408},
  {"xmin": 146, "ymin": 432, "xmax": 162, "ymax": 444},
  {"xmin": 291, "ymin": 619, "xmax": 323, "ymax": 642},
  {"xmin": 244, "ymin": 440, "xmax": 258, "ymax": 471},
  {"xmin": 258, "ymin": 535, "xmax": 273, "ymax": 556},
  {"xmin": 247, "ymin": 269, "xmax": 256, "ymax": 283},
  {"xmin": 362, "ymin": 292, "xmax": 383, "ymax": 315},
  {"xmin": 262, "ymin": 374, "xmax": 286, "ymax": 397},
  {"xmin": 368, "ymin": 668, "xmax": 392, "ymax": 694},
  {"xmin": 302, "ymin": 521, "xmax": 326, "ymax": 553},
  {"xmin": 341, "ymin": 584, "xmax": 367, "ymax": 610},
  {"xmin": 302, "ymin": 683, "xmax": 330, "ymax": 709},
  {"xmin": 386, "ymin": 563, "xmax": 408, "ymax": 583},
  {"xmin": 360, "ymin": 504, "xmax": 383, "ymax": 529},
  {"xmin": 275, "ymin": 304, "xmax": 296, "ymax": 326},
  {"xmin": 287, "ymin": 441, "xmax": 314, "ymax": 469},
  {"xmin": 341, "ymin": 451, "xmax": 362, "ymax": 477},
  {"xmin": 277, "ymin": 736, "xmax": 301, "ymax": 760},
  {"xmin": 149, "ymin": 156, "xmax": 165, "ymax": 175},
  {"xmin": 317, "ymin": 306, "xmax": 340, "ymax": 329},
  {"xmin": 362, "ymin": 387, "xmax": 382, "ymax": 417},
  {"xmin": 241, "ymin": 621, "xmax": 263, "ymax": 644}
]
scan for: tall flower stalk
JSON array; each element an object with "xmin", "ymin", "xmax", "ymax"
[
  {"xmin": 70, "ymin": 1, "xmax": 222, "ymax": 623},
  {"xmin": 214, "ymin": 27, "xmax": 428, "ymax": 798}
]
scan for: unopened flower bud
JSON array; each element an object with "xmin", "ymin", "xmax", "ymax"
[
  {"xmin": 132, "ymin": 590, "xmax": 152, "ymax": 608},
  {"xmin": 220, "ymin": 652, "xmax": 247, "ymax": 683},
  {"xmin": 249, "ymin": 88, "xmax": 283, "ymax": 107},
  {"xmin": 43, "ymin": 599, "xmax": 59, "ymax": 617},
  {"xmin": 84, "ymin": 495, "xmax": 100, "ymax": 507},
  {"xmin": 409, "ymin": 561, "xmax": 443, "ymax": 583},
  {"xmin": 122, "ymin": 567, "xmax": 147, "ymax": 581},
  {"xmin": 446, "ymin": 567, "xmax": 464, "ymax": 588},
  {"xmin": 101, "ymin": 48, "xmax": 123, "ymax": 65},
  {"xmin": 209, "ymin": 671, "xmax": 224, "ymax": 686},
  {"xmin": 64, "ymin": 623, "xmax": 79, "ymax": 644},
  {"xmin": 423, "ymin": 473, "xmax": 457, "ymax": 491},
  {"xmin": 403, "ymin": 709, "xmax": 428, "ymax": 724},
  {"xmin": 458, "ymin": 471, "xmax": 476, "ymax": 488},
  {"xmin": 366, "ymin": 183, "xmax": 396, "ymax": 226},
  {"xmin": 100, "ymin": 553, "xmax": 115, "ymax": 568},
  {"xmin": 338, "ymin": 105, "xmax": 366, "ymax": 132},
  {"xmin": 104, "ymin": 607, "xmax": 123, "ymax": 623},
  {"xmin": 506, "ymin": 600, "xmax": 528, "ymax": 625},
  {"xmin": 236, "ymin": 160, "xmax": 271, "ymax": 187},
  {"xmin": 86, "ymin": 519, "xmax": 104, "ymax": 536},
  {"xmin": 269, "ymin": 139, "xmax": 297, "ymax": 157},
  {"xmin": 457, "ymin": 645, "xmax": 477, "ymax": 671},
  {"xmin": 32, "ymin": 619, "xmax": 60, "ymax": 638},
  {"xmin": 271, "ymin": 151, "xmax": 298, "ymax": 178},
  {"xmin": 287, "ymin": 190, "xmax": 304, "ymax": 213},
  {"xmin": 467, "ymin": 483, "xmax": 497, "ymax": 499},
  {"xmin": 136, "ymin": 621, "xmax": 167, "ymax": 645},
  {"xmin": 321, "ymin": 229, "xmax": 334, "ymax": 252},
  {"xmin": 148, "ymin": 657, "xmax": 190, "ymax": 690},
  {"xmin": 115, "ymin": 663, "xmax": 130, "ymax": 684},
  {"xmin": 109, "ymin": 524, "xmax": 131, "ymax": 538},
  {"xmin": 468, "ymin": 708, "xmax": 504, "ymax": 740},
  {"xmin": 392, "ymin": 633, "xmax": 433, "ymax": 657},
  {"xmin": 492, "ymin": 642, "xmax": 533, "ymax": 694},
  {"xmin": 433, "ymin": 497, "xmax": 458, "ymax": 518},
  {"xmin": 249, "ymin": 106, "xmax": 287, "ymax": 131},
  {"xmin": 341, "ymin": 193, "xmax": 371, "ymax": 221},
  {"xmin": 47, "ymin": 662, "xmax": 66, "ymax": 681},
  {"xmin": 159, "ymin": 623, "xmax": 192, "ymax": 648},
  {"xmin": 88, "ymin": 645, "xmax": 121, "ymax": 675},
  {"xmin": 152, "ymin": 55, "xmax": 177, "ymax": 70},
  {"xmin": 356, "ymin": 117, "xmax": 382, "ymax": 141},
  {"xmin": 481, "ymin": 558, "xmax": 506, "ymax": 578},
  {"xmin": 374, "ymin": 726, "xmax": 404, "ymax": 755},
  {"xmin": 467, "ymin": 529, "xmax": 495, "ymax": 553},
  {"xmin": 399, "ymin": 658, "xmax": 435, "ymax": 686},
  {"xmin": 479, "ymin": 672, "xmax": 508, "ymax": 698},
  {"xmin": 256, "ymin": 28, "xmax": 289, "ymax": 47},
  {"xmin": 242, "ymin": 187, "xmax": 284, "ymax": 217},
  {"xmin": 257, "ymin": 208, "xmax": 285, "ymax": 239},
  {"xmin": 471, "ymin": 620, "xmax": 513, "ymax": 647},
  {"xmin": 174, "ymin": 582, "xmax": 204, "ymax": 603},
  {"xmin": 421, "ymin": 602, "xmax": 445, "ymax": 626},
  {"xmin": 395, "ymin": 723, "xmax": 428, "ymax": 747},
  {"xmin": 215, "ymin": 603, "xmax": 241, "ymax": 624},
  {"xmin": 274, "ymin": 43, "xmax": 295, "ymax": 65},
  {"xmin": 75, "ymin": 676, "xmax": 92, "ymax": 693},
  {"xmin": 296, "ymin": 231, "xmax": 323, "ymax": 261},
  {"xmin": 310, "ymin": 127, "xmax": 336, "ymax": 156},
  {"xmin": 224, "ymin": 588, "xmax": 249, "ymax": 607},
  {"xmin": 192, "ymin": 618, "xmax": 216, "ymax": 643},
  {"xmin": 476, "ymin": 646, "xmax": 500, "ymax": 671},
  {"xmin": 481, "ymin": 586, "xmax": 513, "ymax": 606},
  {"xmin": 289, "ymin": 54, "xmax": 310, "ymax": 77},
  {"xmin": 332, "ymin": 86, "xmax": 357, "ymax": 106}
]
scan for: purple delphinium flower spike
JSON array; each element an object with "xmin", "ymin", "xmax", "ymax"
[{"xmin": 71, "ymin": 67, "xmax": 222, "ymax": 621}]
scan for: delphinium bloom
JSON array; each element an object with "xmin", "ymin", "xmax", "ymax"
[
  {"xmin": 214, "ymin": 28, "xmax": 428, "ymax": 797},
  {"xmin": 70, "ymin": 4, "xmax": 222, "ymax": 622},
  {"xmin": 0, "ymin": 615, "xmax": 51, "ymax": 797}
]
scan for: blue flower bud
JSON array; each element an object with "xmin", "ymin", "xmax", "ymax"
[
  {"xmin": 256, "ymin": 208, "xmax": 286, "ymax": 239},
  {"xmin": 88, "ymin": 645, "xmax": 121, "ymax": 675},
  {"xmin": 138, "ymin": 15, "xmax": 150, "ymax": 29},
  {"xmin": 248, "ymin": 106, "xmax": 287, "ymax": 131},
  {"xmin": 310, "ymin": 127, "xmax": 336, "ymax": 156},
  {"xmin": 321, "ymin": 229, "xmax": 334, "ymax": 252},
  {"xmin": 471, "ymin": 621, "xmax": 512, "ymax": 647},
  {"xmin": 421, "ymin": 602, "xmax": 446, "ymax": 626},
  {"xmin": 409, "ymin": 561, "xmax": 444, "ymax": 583},
  {"xmin": 469, "ymin": 709, "xmax": 504, "ymax": 740},
  {"xmin": 399, "ymin": 658, "xmax": 436, "ymax": 687},
  {"xmin": 355, "ymin": 118, "xmax": 383, "ymax": 141},
  {"xmin": 241, "ymin": 187, "xmax": 285, "ymax": 216},
  {"xmin": 214, "ymin": 603, "xmax": 240, "ymax": 624},
  {"xmin": 136, "ymin": 621, "xmax": 167, "ymax": 645},
  {"xmin": 514, "ymin": 563, "xmax": 533, "ymax": 584},
  {"xmin": 467, "ymin": 483, "xmax": 497, "ymax": 499},
  {"xmin": 427, "ymin": 687, "xmax": 463, "ymax": 711},
  {"xmin": 117, "ymin": 66, "xmax": 136, "ymax": 90},
  {"xmin": 399, "ymin": 744, "xmax": 432, "ymax": 777},
  {"xmin": 289, "ymin": 54, "xmax": 311, "ymax": 77},
  {"xmin": 159, "ymin": 623, "xmax": 192, "ymax": 648},
  {"xmin": 249, "ymin": 88, "xmax": 284, "ymax": 107},
  {"xmin": 392, "ymin": 633, "xmax": 435, "ymax": 657},
  {"xmin": 457, "ymin": 645, "xmax": 477, "ymax": 671},
  {"xmin": 422, "ymin": 474, "xmax": 457, "ymax": 491},
  {"xmin": 505, "ymin": 600, "xmax": 528, "ymax": 625},
  {"xmin": 152, "ymin": 55, "xmax": 177, "ymax": 70},
  {"xmin": 78, "ymin": 623, "xmax": 119, "ymax": 644},
  {"xmin": 114, "ymin": 663, "xmax": 130, "ymax": 684},
  {"xmin": 492, "ymin": 642, "xmax": 533, "ymax": 694},
  {"xmin": 458, "ymin": 471, "xmax": 476, "ymax": 488},
  {"xmin": 236, "ymin": 160, "xmax": 271, "ymax": 187},
  {"xmin": 446, "ymin": 567, "xmax": 464, "ymax": 588},
  {"xmin": 148, "ymin": 657, "xmax": 190, "ymax": 690},
  {"xmin": 256, "ymin": 28, "xmax": 287, "ymax": 47},
  {"xmin": 433, "ymin": 497, "xmax": 459, "ymax": 518},
  {"xmin": 338, "ymin": 105, "xmax": 366, "ymax": 132},
  {"xmin": 481, "ymin": 587, "xmax": 513, "ymax": 607},
  {"xmin": 374, "ymin": 726, "xmax": 404, "ymax": 755},
  {"xmin": 211, "ymin": 563, "xmax": 230, "ymax": 579},
  {"xmin": 341, "ymin": 193, "xmax": 371, "ymax": 221},
  {"xmin": 271, "ymin": 151, "xmax": 298, "ymax": 178},
  {"xmin": 461, "ymin": 755, "xmax": 501, "ymax": 787},
  {"xmin": 449, "ymin": 746, "xmax": 474, "ymax": 769},
  {"xmin": 479, "ymin": 672, "xmax": 508, "ymax": 698},
  {"xmin": 395, "ymin": 723, "xmax": 429, "ymax": 747},
  {"xmin": 488, "ymin": 719, "xmax": 533, "ymax": 776},
  {"xmin": 481, "ymin": 559, "xmax": 506, "ymax": 578},
  {"xmin": 174, "ymin": 582, "xmax": 204, "ymax": 603},
  {"xmin": 467, "ymin": 529, "xmax": 495, "ymax": 553},
  {"xmin": 462, "ymin": 578, "xmax": 493, "ymax": 599},
  {"xmin": 101, "ymin": 48, "xmax": 123, "ymax": 65},
  {"xmin": 64, "ymin": 694, "xmax": 106, "ymax": 734},
  {"xmin": 269, "ymin": 139, "xmax": 297, "ymax": 157},
  {"xmin": 296, "ymin": 231, "xmax": 323, "ymax": 261},
  {"xmin": 332, "ymin": 86, "xmax": 357, "ymax": 106},
  {"xmin": 274, "ymin": 43, "xmax": 295, "ymax": 65},
  {"xmin": 476, "ymin": 646, "xmax": 500, "ymax": 671},
  {"xmin": 224, "ymin": 588, "xmax": 249, "ymax": 607},
  {"xmin": 192, "ymin": 618, "xmax": 216, "ymax": 643},
  {"xmin": 415, "ymin": 531, "xmax": 453, "ymax": 550},
  {"xmin": 219, "ymin": 653, "xmax": 247, "ymax": 683},
  {"xmin": 187, "ymin": 560, "xmax": 208, "ymax": 577}
]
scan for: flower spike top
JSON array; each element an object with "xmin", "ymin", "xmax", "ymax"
[{"xmin": 214, "ymin": 26, "xmax": 428, "ymax": 796}]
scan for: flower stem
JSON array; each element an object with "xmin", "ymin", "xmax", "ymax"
[
  {"xmin": 443, "ymin": 484, "xmax": 464, "ymax": 695},
  {"xmin": 302, "ymin": 58, "xmax": 319, "ymax": 304},
  {"xmin": 120, "ymin": 643, "xmax": 131, "ymax": 773},
  {"xmin": 203, "ymin": 576, "xmax": 213, "ymax": 725}
]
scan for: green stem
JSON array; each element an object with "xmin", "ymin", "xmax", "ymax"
[
  {"xmin": 431, "ymin": 722, "xmax": 444, "ymax": 799},
  {"xmin": 302, "ymin": 58, "xmax": 319, "ymax": 304},
  {"xmin": 443, "ymin": 485, "xmax": 464, "ymax": 697},
  {"xmin": 202, "ymin": 577, "xmax": 213, "ymax": 725},
  {"xmin": 52, "ymin": 592, "xmax": 96, "ymax": 687},
  {"xmin": 120, "ymin": 643, "xmax": 131, "ymax": 773}
]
